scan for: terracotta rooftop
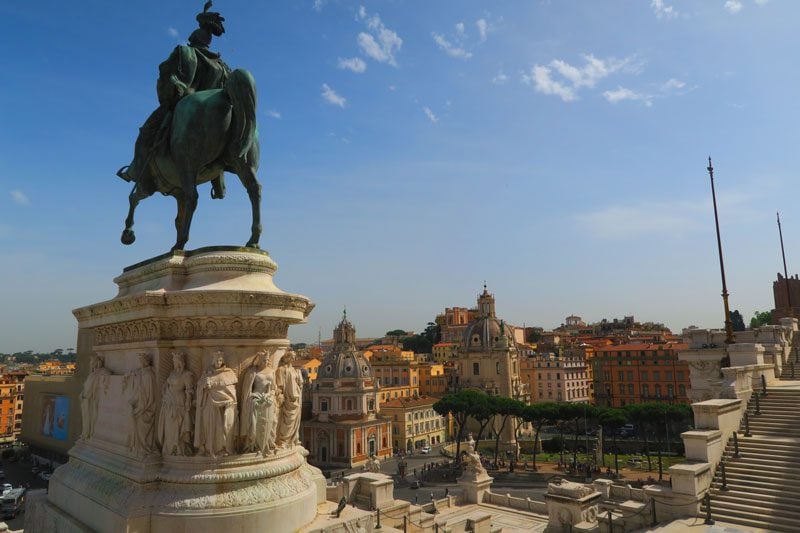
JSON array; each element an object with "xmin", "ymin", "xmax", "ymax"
[{"xmin": 595, "ymin": 342, "xmax": 688, "ymax": 352}]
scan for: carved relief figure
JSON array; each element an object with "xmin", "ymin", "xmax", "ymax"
[
  {"xmin": 275, "ymin": 351, "xmax": 304, "ymax": 449},
  {"xmin": 239, "ymin": 350, "xmax": 277, "ymax": 455},
  {"xmin": 80, "ymin": 355, "xmax": 111, "ymax": 440},
  {"xmin": 157, "ymin": 352, "xmax": 195, "ymax": 456},
  {"xmin": 194, "ymin": 351, "xmax": 238, "ymax": 457},
  {"xmin": 124, "ymin": 352, "xmax": 158, "ymax": 455}
]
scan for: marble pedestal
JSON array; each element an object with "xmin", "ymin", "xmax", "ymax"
[{"xmin": 28, "ymin": 247, "xmax": 325, "ymax": 533}]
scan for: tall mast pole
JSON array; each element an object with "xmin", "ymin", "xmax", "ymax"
[
  {"xmin": 778, "ymin": 212, "xmax": 793, "ymax": 317},
  {"xmin": 707, "ymin": 157, "xmax": 735, "ymax": 344}
]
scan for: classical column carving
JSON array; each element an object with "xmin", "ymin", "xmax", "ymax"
[
  {"xmin": 124, "ymin": 353, "xmax": 158, "ymax": 456},
  {"xmin": 157, "ymin": 352, "xmax": 196, "ymax": 456},
  {"xmin": 194, "ymin": 351, "xmax": 238, "ymax": 457},
  {"xmin": 275, "ymin": 351, "xmax": 304, "ymax": 449},
  {"xmin": 80, "ymin": 355, "xmax": 111, "ymax": 440}
]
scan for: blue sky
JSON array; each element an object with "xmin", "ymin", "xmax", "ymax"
[{"xmin": 2, "ymin": 0, "xmax": 799, "ymax": 352}]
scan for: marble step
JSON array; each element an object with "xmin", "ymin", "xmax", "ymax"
[
  {"xmin": 708, "ymin": 486, "xmax": 800, "ymax": 507},
  {"xmin": 704, "ymin": 499, "xmax": 800, "ymax": 531},
  {"xmin": 711, "ymin": 479, "xmax": 800, "ymax": 497}
]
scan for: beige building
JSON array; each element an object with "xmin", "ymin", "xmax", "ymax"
[
  {"xmin": 381, "ymin": 395, "xmax": 449, "ymax": 452},
  {"xmin": 454, "ymin": 286, "xmax": 530, "ymax": 445},
  {"xmin": 522, "ymin": 351, "xmax": 590, "ymax": 403}
]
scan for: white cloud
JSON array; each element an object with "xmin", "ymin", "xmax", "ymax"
[
  {"xmin": 321, "ymin": 84, "xmax": 346, "ymax": 108},
  {"xmin": 356, "ymin": 7, "xmax": 403, "ymax": 66},
  {"xmin": 423, "ymin": 107, "xmax": 438, "ymax": 123},
  {"xmin": 476, "ymin": 19, "xmax": 489, "ymax": 42},
  {"xmin": 167, "ymin": 27, "xmax": 179, "ymax": 38},
  {"xmin": 603, "ymin": 86, "xmax": 653, "ymax": 106},
  {"xmin": 651, "ymin": 0, "xmax": 678, "ymax": 19},
  {"xmin": 432, "ymin": 33, "xmax": 473, "ymax": 60},
  {"xmin": 10, "ymin": 190, "xmax": 30, "ymax": 206},
  {"xmin": 492, "ymin": 72, "xmax": 509, "ymax": 85},
  {"xmin": 522, "ymin": 65, "xmax": 576, "ymax": 102},
  {"xmin": 724, "ymin": 0, "xmax": 743, "ymax": 13},
  {"xmin": 455, "ymin": 22, "xmax": 466, "ymax": 37},
  {"xmin": 388, "ymin": 85, "xmax": 396, "ymax": 91},
  {"xmin": 313, "ymin": 0, "xmax": 326, "ymax": 12},
  {"xmin": 755, "ymin": 0, "xmax": 768, "ymax": 5},
  {"xmin": 266, "ymin": 109, "xmax": 282, "ymax": 119},
  {"xmin": 661, "ymin": 78, "xmax": 686, "ymax": 91},
  {"xmin": 338, "ymin": 57, "xmax": 367, "ymax": 73},
  {"xmin": 523, "ymin": 54, "xmax": 640, "ymax": 102}
]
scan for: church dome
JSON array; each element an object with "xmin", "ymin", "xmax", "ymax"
[
  {"xmin": 316, "ymin": 310, "xmax": 375, "ymax": 381},
  {"xmin": 462, "ymin": 316, "xmax": 514, "ymax": 351},
  {"xmin": 317, "ymin": 350, "xmax": 373, "ymax": 380}
]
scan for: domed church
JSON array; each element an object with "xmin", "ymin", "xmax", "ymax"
[
  {"xmin": 457, "ymin": 286, "xmax": 531, "ymax": 446},
  {"xmin": 302, "ymin": 311, "xmax": 392, "ymax": 468}
]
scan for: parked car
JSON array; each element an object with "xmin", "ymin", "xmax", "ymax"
[
  {"xmin": 409, "ymin": 480, "xmax": 423, "ymax": 489},
  {"xmin": 619, "ymin": 424, "xmax": 636, "ymax": 437},
  {"xmin": 1, "ymin": 484, "xmax": 12, "ymax": 494},
  {"xmin": 419, "ymin": 446, "xmax": 431, "ymax": 454},
  {"xmin": 39, "ymin": 472, "xmax": 51, "ymax": 481}
]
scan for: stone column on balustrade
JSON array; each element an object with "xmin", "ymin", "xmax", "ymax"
[
  {"xmin": 543, "ymin": 480, "xmax": 601, "ymax": 533},
  {"xmin": 678, "ymin": 328, "xmax": 728, "ymax": 402}
]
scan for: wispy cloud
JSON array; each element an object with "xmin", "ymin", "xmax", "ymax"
[
  {"xmin": 313, "ymin": 0, "xmax": 327, "ymax": 12},
  {"xmin": 321, "ymin": 84, "xmax": 346, "ymax": 108},
  {"xmin": 476, "ymin": 19, "xmax": 489, "ymax": 42},
  {"xmin": 575, "ymin": 189, "xmax": 759, "ymax": 239},
  {"xmin": 167, "ymin": 27, "xmax": 179, "ymax": 39},
  {"xmin": 604, "ymin": 86, "xmax": 653, "ymax": 106},
  {"xmin": 755, "ymin": 0, "xmax": 768, "ymax": 5},
  {"xmin": 266, "ymin": 109, "xmax": 282, "ymax": 119},
  {"xmin": 432, "ymin": 33, "xmax": 472, "ymax": 60},
  {"xmin": 492, "ymin": 72, "xmax": 509, "ymax": 85},
  {"xmin": 423, "ymin": 107, "xmax": 438, "ymax": 123},
  {"xmin": 338, "ymin": 57, "xmax": 367, "ymax": 73},
  {"xmin": 724, "ymin": 0, "xmax": 743, "ymax": 14},
  {"xmin": 522, "ymin": 54, "xmax": 641, "ymax": 102},
  {"xmin": 356, "ymin": 7, "xmax": 403, "ymax": 67},
  {"xmin": 651, "ymin": 0, "xmax": 679, "ymax": 19},
  {"xmin": 10, "ymin": 190, "xmax": 30, "ymax": 206}
]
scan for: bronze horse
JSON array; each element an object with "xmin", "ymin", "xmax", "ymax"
[{"xmin": 118, "ymin": 68, "xmax": 261, "ymax": 252}]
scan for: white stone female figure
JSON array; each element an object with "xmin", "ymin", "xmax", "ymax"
[
  {"xmin": 124, "ymin": 352, "xmax": 158, "ymax": 456},
  {"xmin": 157, "ymin": 352, "xmax": 195, "ymax": 456},
  {"xmin": 275, "ymin": 351, "xmax": 304, "ymax": 449},
  {"xmin": 194, "ymin": 351, "xmax": 238, "ymax": 457},
  {"xmin": 80, "ymin": 355, "xmax": 110, "ymax": 440},
  {"xmin": 239, "ymin": 350, "xmax": 277, "ymax": 455}
]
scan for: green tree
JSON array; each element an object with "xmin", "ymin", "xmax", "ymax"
[
  {"xmin": 522, "ymin": 403, "xmax": 558, "ymax": 470},
  {"xmin": 385, "ymin": 329, "xmax": 408, "ymax": 337},
  {"xmin": 433, "ymin": 390, "xmax": 490, "ymax": 460},
  {"xmin": 489, "ymin": 396, "xmax": 525, "ymax": 464},
  {"xmin": 729, "ymin": 310, "xmax": 746, "ymax": 332},
  {"xmin": 598, "ymin": 407, "xmax": 628, "ymax": 475},
  {"xmin": 750, "ymin": 310, "xmax": 772, "ymax": 329}
]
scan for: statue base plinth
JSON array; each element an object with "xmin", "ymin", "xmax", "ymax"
[{"xmin": 28, "ymin": 248, "xmax": 323, "ymax": 533}]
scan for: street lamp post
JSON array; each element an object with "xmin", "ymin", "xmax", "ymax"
[{"xmin": 706, "ymin": 158, "xmax": 735, "ymax": 345}]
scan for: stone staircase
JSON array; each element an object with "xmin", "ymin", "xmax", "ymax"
[{"xmin": 705, "ymin": 389, "xmax": 800, "ymax": 532}]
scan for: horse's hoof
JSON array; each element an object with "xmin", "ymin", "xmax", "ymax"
[
  {"xmin": 245, "ymin": 242, "xmax": 260, "ymax": 249},
  {"xmin": 121, "ymin": 229, "xmax": 136, "ymax": 245}
]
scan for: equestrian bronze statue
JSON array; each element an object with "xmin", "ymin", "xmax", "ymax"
[{"xmin": 117, "ymin": 2, "xmax": 262, "ymax": 251}]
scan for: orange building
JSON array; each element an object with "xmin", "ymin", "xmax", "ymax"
[
  {"xmin": 591, "ymin": 342, "xmax": 691, "ymax": 407},
  {"xmin": 418, "ymin": 363, "xmax": 447, "ymax": 396},
  {"xmin": 0, "ymin": 373, "xmax": 27, "ymax": 443}
]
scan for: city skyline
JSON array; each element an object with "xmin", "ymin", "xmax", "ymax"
[{"xmin": 3, "ymin": 1, "xmax": 800, "ymax": 352}]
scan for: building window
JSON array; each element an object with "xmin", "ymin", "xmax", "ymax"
[
  {"xmin": 679, "ymin": 384, "xmax": 686, "ymax": 397},
  {"xmin": 677, "ymin": 371, "xmax": 684, "ymax": 381},
  {"xmin": 496, "ymin": 362, "xmax": 501, "ymax": 375},
  {"xmin": 618, "ymin": 371, "xmax": 624, "ymax": 381},
  {"xmin": 653, "ymin": 371, "xmax": 660, "ymax": 381},
  {"xmin": 473, "ymin": 362, "xmax": 480, "ymax": 375},
  {"xmin": 626, "ymin": 371, "xmax": 634, "ymax": 381},
  {"xmin": 627, "ymin": 383, "xmax": 634, "ymax": 395},
  {"xmin": 655, "ymin": 384, "xmax": 662, "ymax": 398},
  {"xmin": 642, "ymin": 384, "xmax": 650, "ymax": 397},
  {"xmin": 320, "ymin": 399, "xmax": 328, "ymax": 412},
  {"xmin": 666, "ymin": 371, "xmax": 673, "ymax": 381},
  {"xmin": 667, "ymin": 384, "xmax": 674, "ymax": 398},
  {"xmin": 618, "ymin": 383, "xmax": 625, "ymax": 395},
  {"xmin": 368, "ymin": 400, "xmax": 375, "ymax": 411},
  {"xmin": 641, "ymin": 371, "xmax": 648, "ymax": 381}
]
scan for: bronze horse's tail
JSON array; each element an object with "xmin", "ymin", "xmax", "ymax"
[{"xmin": 225, "ymin": 69, "xmax": 257, "ymax": 162}]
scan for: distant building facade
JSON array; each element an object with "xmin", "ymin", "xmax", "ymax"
[
  {"xmin": 591, "ymin": 342, "xmax": 691, "ymax": 407},
  {"xmin": 381, "ymin": 395, "xmax": 450, "ymax": 452}
]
